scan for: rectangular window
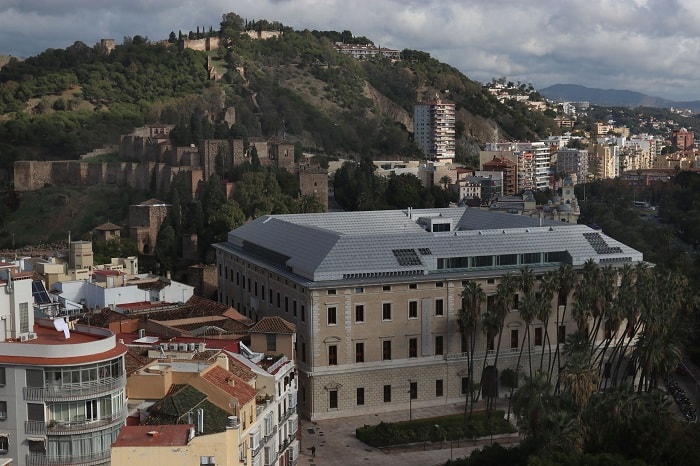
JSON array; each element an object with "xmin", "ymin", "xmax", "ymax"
[
  {"xmin": 277, "ymin": 292, "xmax": 281, "ymax": 308},
  {"xmin": 301, "ymin": 342, "xmax": 306, "ymax": 363},
  {"xmin": 0, "ymin": 401, "xmax": 6, "ymax": 420},
  {"xmin": 356, "ymin": 387, "xmax": 365, "ymax": 406},
  {"xmin": 409, "ymin": 381, "xmax": 417, "ymax": 399},
  {"xmin": 261, "ymin": 285, "xmax": 265, "ymax": 300},
  {"xmin": 383, "ymin": 385, "xmax": 391, "ymax": 402},
  {"xmin": 535, "ymin": 327, "xmax": 543, "ymax": 346},
  {"xmin": 266, "ymin": 334, "xmax": 276, "ymax": 352},
  {"xmin": 408, "ymin": 301, "xmax": 418, "ymax": 319},
  {"xmin": 435, "ymin": 335, "xmax": 444, "ymax": 355},
  {"xmin": 237, "ymin": 272, "xmax": 240, "ymax": 286},
  {"xmin": 382, "ymin": 302, "xmax": 392, "ymax": 321},
  {"xmin": 355, "ymin": 342, "xmax": 364, "ymax": 363},
  {"xmin": 327, "ymin": 307, "xmax": 337, "ymax": 325},
  {"xmin": 254, "ymin": 281, "xmax": 258, "ymax": 297},
  {"xmin": 269, "ymin": 287, "xmax": 273, "ymax": 303},
  {"xmin": 382, "ymin": 340, "xmax": 392, "ymax": 361},
  {"xmin": 293, "ymin": 300, "xmax": 297, "ymax": 317},
  {"xmin": 355, "ymin": 287, "xmax": 364, "ymax": 293},
  {"xmin": 409, "ymin": 284, "xmax": 417, "ymax": 290},
  {"xmin": 513, "ymin": 294, "xmax": 520, "ymax": 310},
  {"xmin": 301, "ymin": 304, "xmax": 306, "ymax": 322},
  {"xmin": 510, "ymin": 329, "xmax": 519, "ymax": 350},
  {"xmin": 461, "ymin": 377, "xmax": 469, "ymax": 395},
  {"xmin": 436, "ymin": 379, "xmax": 444, "ymax": 397},
  {"xmin": 435, "ymin": 298, "xmax": 444, "ymax": 316},
  {"xmin": 435, "ymin": 281, "xmax": 444, "ymax": 288},
  {"xmin": 383, "ymin": 285, "xmax": 392, "ymax": 291},
  {"xmin": 0, "ymin": 368, "xmax": 5, "ymax": 386},
  {"xmin": 355, "ymin": 304, "xmax": 365, "ymax": 323},
  {"xmin": 285, "ymin": 296, "xmax": 289, "ymax": 313},
  {"xmin": 328, "ymin": 289, "xmax": 337, "ymax": 295},
  {"xmin": 329, "ymin": 390, "xmax": 338, "ymax": 409},
  {"xmin": 200, "ymin": 456, "xmax": 216, "ymax": 466},
  {"xmin": 409, "ymin": 338, "xmax": 417, "ymax": 358},
  {"xmin": 328, "ymin": 345, "xmax": 337, "ymax": 366},
  {"xmin": 242, "ymin": 274, "xmax": 246, "ymax": 289}
]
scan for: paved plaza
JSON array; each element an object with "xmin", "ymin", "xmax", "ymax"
[{"xmin": 297, "ymin": 400, "xmax": 520, "ymax": 466}]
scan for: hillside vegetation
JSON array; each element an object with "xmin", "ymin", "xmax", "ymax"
[{"xmin": 0, "ymin": 12, "xmax": 560, "ymax": 175}]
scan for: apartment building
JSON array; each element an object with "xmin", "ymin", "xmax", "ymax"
[
  {"xmin": 414, "ymin": 100, "xmax": 456, "ymax": 162},
  {"xmin": 0, "ymin": 262, "xmax": 127, "ymax": 465},
  {"xmin": 214, "ymin": 208, "xmax": 643, "ymax": 420},
  {"xmin": 555, "ymin": 148, "xmax": 589, "ymax": 184}
]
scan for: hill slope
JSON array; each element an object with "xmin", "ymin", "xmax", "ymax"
[{"xmin": 0, "ymin": 16, "xmax": 560, "ymax": 172}]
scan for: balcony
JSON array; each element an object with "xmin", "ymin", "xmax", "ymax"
[
  {"xmin": 262, "ymin": 425, "xmax": 277, "ymax": 444},
  {"xmin": 26, "ymin": 449, "xmax": 111, "ymax": 466},
  {"xmin": 280, "ymin": 407, "xmax": 295, "ymax": 423},
  {"xmin": 23, "ymin": 377, "xmax": 126, "ymax": 402},
  {"xmin": 26, "ymin": 410, "xmax": 127, "ymax": 436}
]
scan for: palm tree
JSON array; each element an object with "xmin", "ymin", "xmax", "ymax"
[
  {"xmin": 492, "ymin": 273, "xmax": 519, "ymax": 370},
  {"xmin": 458, "ymin": 281, "xmax": 485, "ymax": 421},
  {"xmin": 550, "ymin": 264, "xmax": 576, "ymax": 387},
  {"xmin": 537, "ymin": 271, "xmax": 557, "ymax": 372},
  {"xmin": 511, "ymin": 370, "xmax": 554, "ymax": 444},
  {"xmin": 561, "ymin": 353, "xmax": 600, "ymax": 414}
]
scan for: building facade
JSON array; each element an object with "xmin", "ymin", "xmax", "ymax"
[
  {"xmin": 214, "ymin": 208, "xmax": 643, "ymax": 421},
  {"xmin": 0, "ymin": 264, "xmax": 127, "ymax": 465},
  {"xmin": 414, "ymin": 100, "xmax": 456, "ymax": 162}
]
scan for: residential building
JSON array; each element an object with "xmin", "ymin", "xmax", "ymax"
[
  {"xmin": 334, "ymin": 43, "xmax": 400, "ymax": 60},
  {"xmin": 414, "ymin": 100, "xmax": 456, "ymax": 162},
  {"xmin": 116, "ymin": 314, "xmax": 299, "ymax": 466},
  {"xmin": 555, "ymin": 149, "xmax": 589, "ymax": 184},
  {"xmin": 672, "ymin": 128, "xmax": 694, "ymax": 151},
  {"xmin": 0, "ymin": 262, "xmax": 127, "ymax": 465},
  {"xmin": 481, "ymin": 156, "xmax": 517, "ymax": 195},
  {"xmin": 214, "ymin": 208, "xmax": 643, "ymax": 420}
]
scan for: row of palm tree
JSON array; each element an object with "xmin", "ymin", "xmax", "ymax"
[{"xmin": 458, "ymin": 259, "xmax": 696, "ymax": 426}]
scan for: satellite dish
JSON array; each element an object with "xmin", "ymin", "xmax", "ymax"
[{"xmin": 53, "ymin": 318, "xmax": 71, "ymax": 339}]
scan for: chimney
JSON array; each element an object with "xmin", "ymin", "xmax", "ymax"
[{"xmin": 216, "ymin": 353, "xmax": 229, "ymax": 371}]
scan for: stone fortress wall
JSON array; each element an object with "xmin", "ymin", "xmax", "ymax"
[{"xmin": 13, "ymin": 127, "xmax": 328, "ymax": 208}]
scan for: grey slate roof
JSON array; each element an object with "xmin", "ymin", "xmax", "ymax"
[{"xmin": 217, "ymin": 208, "xmax": 643, "ymax": 282}]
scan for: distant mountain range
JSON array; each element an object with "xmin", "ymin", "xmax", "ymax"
[{"xmin": 540, "ymin": 84, "xmax": 700, "ymax": 112}]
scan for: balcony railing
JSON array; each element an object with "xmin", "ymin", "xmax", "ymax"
[
  {"xmin": 26, "ymin": 449, "xmax": 111, "ymax": 466},
  {"xmin": 262, "ymin": 425, "xmax": 277, "ymax": 444},
  {"xmin": 280, "ymin": 407, "xmax": 295, "ymax": 423},
  {"xmin": 26, "ymin": 410, "xmax": 126, "ymax": 436},
  {"xmin": 23, "ymin": 376, "xmax": 126, "ymax": 402}
]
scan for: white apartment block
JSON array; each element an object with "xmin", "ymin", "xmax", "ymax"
[
  {"xmin": 414, "ymin": 100, "xmax": 456, "ymax": 162},
  {"xmin": 214, "ymin": 208, "xmax": 643, "ymax": 421},
  {"xmin": 484, "ymin": 142, "xmax": 552, "ymax": 190},
  {"xmin": 0, "ymin": 263, "xmax": 127, "ymax": 465}
]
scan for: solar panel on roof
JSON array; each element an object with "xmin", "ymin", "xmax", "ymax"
[
  {"xmin": 583, "ymin": 232, "xmax": 622, "ymax": 254},
  {"xmin": 32, "ymin": 280, "xmax": 51, "ymax": 305},
  {"xmin": 392, "ymin": 249, "xmax": 422, "ymax": 266}
]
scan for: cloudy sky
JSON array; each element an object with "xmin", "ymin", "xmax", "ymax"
[{"xmin": 2, "ymin": 0, "xmax": 699, "ymax": 101}]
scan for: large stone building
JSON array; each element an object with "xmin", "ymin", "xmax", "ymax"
[
  {"xmin": 214, "ymin": 208, "xmax": 643, "ymax": 420},
  {"xmin": 0, "ymin": 262, "xmax": 127, "ymax": 465}
]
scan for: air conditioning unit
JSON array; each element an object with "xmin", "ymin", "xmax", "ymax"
[
  {"xmin": 28, "ymin": 332, "xmax": 37, "ymax": 340},
  {"xmin": 19, "ymin": 334, "xmax": 29, "ymax": 342}
]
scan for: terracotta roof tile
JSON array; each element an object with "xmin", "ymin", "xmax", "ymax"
[
  {"xmin": 249, "ymin": 316, "xmax": 295, "ymax": 334},
  {"xmin": 94, "ymin": 222, "xmax": 122, "ymax": 231},
  {"xmin": 202, "ymin": 366, "xmax": 256, "ymax": 406}
]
